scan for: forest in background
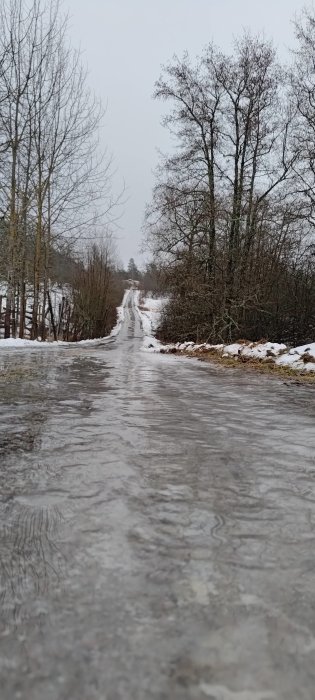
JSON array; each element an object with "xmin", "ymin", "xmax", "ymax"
[
  {"xmin": 145, "ymin": 8, "xmax": 315, "ymax": 346},
  {"xmin": 4, "ymin": 1, "xmax": 315, "ymax": 348}
]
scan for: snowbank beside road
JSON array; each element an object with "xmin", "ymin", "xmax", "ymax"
[
  {"xmin": 135, "ymin": 294, "xmax": 315, "ymax": 374},
  {"xmin": 224, "ymin": 341, "xmax": 315, "ymax": 371},
  {"xmin": 157, "ymin": 339, "xmax": 315, "ymax": 373},
  {"xmin": 135, "ymin": 294, "xmax": 166, "ymax": 350},
  {"xmin": 276, "ymin": 343, "xmax": 315, "ymax": 372}
]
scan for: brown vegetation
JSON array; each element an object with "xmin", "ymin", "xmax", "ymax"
[
  {"xmin": 145, "ymin": 15, "xmax": 315, "ymax": 347},
  {"xmin": 71, "ymin": 243, "xmax": 123, "ymax": 341},
  {"xmin": 160, "ymin": 344, "xmax": 315, "ymax": 384},
  {"xmin": 0, "ymin": 0, "xmax": 118, "ymax": 341}
]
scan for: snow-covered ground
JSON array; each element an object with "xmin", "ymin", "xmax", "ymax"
[
  {"xmin": 3, "ymin": 286, "xmax": 315, "ymax": 374},
  {"xmin": 135, "ymin": 292, "xmax": 165, "ymax": 351},
  {"xmin": 0, "ymin": 289, "xmax": 130, "ymax": 350},
  {"xmin": 135, "ymin": 294, "xmax": 315, "ymax": 373},
  {"xmin": 0, "ymin": 281, "xmax": 71, "ymax": 341}
]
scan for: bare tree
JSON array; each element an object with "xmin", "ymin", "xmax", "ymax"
[
  {"xmin": 71, "ymin": 238, "xmax": 122, "ymax": 341},
  {"xmin": 0, "ymin": 0, "xmax": 119, "ymax": 340},
  {"xmin": 146, "ymin": 32, "xmax": 315, "ymax": 345}
]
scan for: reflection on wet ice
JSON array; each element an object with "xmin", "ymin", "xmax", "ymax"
[{"xmin": 0, "ymin": 296, "xmax": 315, "ymax": 699}]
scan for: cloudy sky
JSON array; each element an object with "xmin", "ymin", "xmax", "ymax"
[{"xmin": 65, "ymin": 0, "xmax": 306, "ymax": 267}]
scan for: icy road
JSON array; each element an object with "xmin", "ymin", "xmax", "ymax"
[{"xmin": 1, "ymin": 291, "xmax": 315, "ymax": 700}]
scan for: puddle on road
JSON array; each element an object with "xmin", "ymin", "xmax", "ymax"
[
  {"xmin": 13, "ymin": 490, "xmax": 69, "ymax": 507},
  {"xmin": 1, "ymin": 306, "xmax": 315, "ymax": 699}
]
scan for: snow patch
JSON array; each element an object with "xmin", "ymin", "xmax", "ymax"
[
  {"xmin": 134, "ymin": 294, "xmax": 315, "ymax": 374},
  {"xmin": 135, "ymin": 293, "xmax": 166, "ymax": 351},
  {"xmin": 276, "ymin": 342, "xmax": 315, "ymax": 371},
  {"xmin": 0, "ymin": 289, "xmax": 130, "ymax": 350}
]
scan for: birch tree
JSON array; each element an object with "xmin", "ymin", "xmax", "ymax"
[{"xmin": 0, "ymin": 0, "xmax": 116, "ymax": 339}]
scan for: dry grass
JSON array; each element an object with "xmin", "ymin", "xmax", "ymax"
[
  {"xmin": 0, "ymin": 366, "xmax": 37, "ymax": 382},
  {"xmin": 167, "ymin": 347, "xmax": 315, "ymax": 385},
  {"xmin": 301, "ymin": 352, "xmax": 314, "ymax": 364}
]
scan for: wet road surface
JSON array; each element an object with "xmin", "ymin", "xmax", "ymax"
[{"xmin": 1, "ymin": 291, "xmax": 315, "ymax": 699}]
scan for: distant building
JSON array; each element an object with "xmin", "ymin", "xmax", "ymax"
[{"xmin": 125, "ymin": 279, "xmax": 140, "ymax": 288}]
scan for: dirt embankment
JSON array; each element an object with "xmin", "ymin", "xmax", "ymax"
[{"xmin": 160, "ymin": 343, "xmax": 315, "ymax": 385}]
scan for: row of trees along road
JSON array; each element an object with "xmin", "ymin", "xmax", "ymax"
[
  {"xmin": 0, "ymin": 0, "xmax": 120, "ymax": 341},
  {"xmin": 145, "ymin": 11, "xmax": 315, "ymax": 346}
]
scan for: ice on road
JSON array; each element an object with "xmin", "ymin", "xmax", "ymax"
[{"xmin": 1, "ymin": 291, "xmax": 315, "ymax": 700}]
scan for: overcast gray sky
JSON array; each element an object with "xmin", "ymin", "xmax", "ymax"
[{"xmin": 65, "ymin": 0, "xmax": 306, "ymax": 267}]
